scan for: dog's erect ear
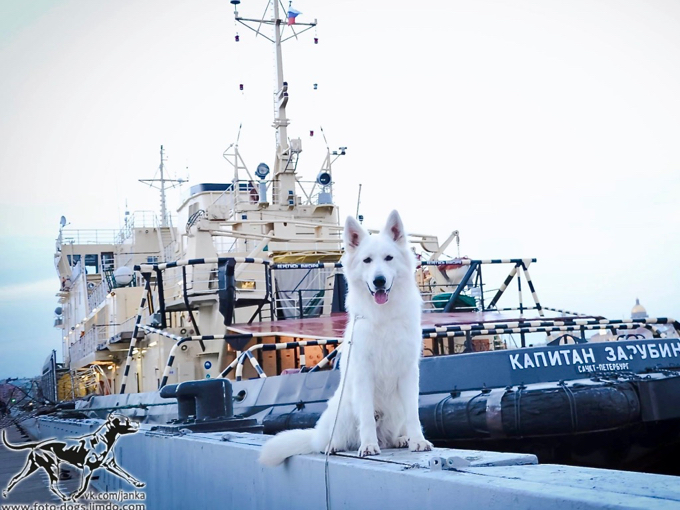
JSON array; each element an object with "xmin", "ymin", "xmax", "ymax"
[
  {"xmin": 107, "ymin": 413, "xmax": 121, "ymax": 424},
  {"xmin": 384, "ymin": 210, "xmax": 406, "ymax": 244},
  {"xmin": 344, "ymin": 216, "xmax": 367, "ymax": 252}
]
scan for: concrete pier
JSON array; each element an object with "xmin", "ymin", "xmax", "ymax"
[
  {"xmin": 14, "ymin": 416, "xmax": 680, "ymax": 510},
  {"xmin": 32, "ymin": 417, "xmax": 680, "ymax": 510}
]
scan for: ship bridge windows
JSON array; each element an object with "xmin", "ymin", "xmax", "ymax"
[
  {"xmin": 84, "ymin": 254, "xmax": 99, "ymax": 274},
  {"xmin": 66, "ymin": 254, "xmax": 99, "ymax": 273},
  {"xmin": 101, "ymin": 252, "xmax": 114, "ymax": 272}
]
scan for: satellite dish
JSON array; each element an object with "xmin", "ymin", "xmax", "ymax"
[
  {"xmin": 60, "ymin": 216, "xmax": 67, "ymax": 228},
  {"xmin": 113, "ymin": 266, "xmax": 134, "ymax": 287},
  {"xmin": 255, "ymin": 163, "xmax": 270, "ymax": 180}
]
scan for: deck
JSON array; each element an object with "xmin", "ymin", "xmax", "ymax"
[{"xmin": 227, "ymin": 309, "xmax": 589, "ymax": 340}]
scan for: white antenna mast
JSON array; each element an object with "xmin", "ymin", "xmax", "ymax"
[
  {"xmin": 139, "ymin": 145, "xmax": 185, "ymax": 227},
  {"xmin": 233, "ymin": 0, "xmax": 317, "ymax": 206},
  {"xmin": 355, "ymin": 184, "xmax": 362, "ymax": 219}
]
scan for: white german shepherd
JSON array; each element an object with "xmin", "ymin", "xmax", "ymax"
[{"xmin": 260, "ymin": 210, "xmax": 432, "ymax": 466}]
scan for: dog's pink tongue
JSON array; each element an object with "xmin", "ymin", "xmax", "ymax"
[{"xmin": 374, "ymin": 290, "xmax": 389, "ymax": 305}]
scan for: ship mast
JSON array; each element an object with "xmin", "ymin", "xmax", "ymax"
[
  {"xmin": 234, "ymin": 1, "xmax": 317, "ymax": 206},
  {"xmin": 139, "ymin": 145, "xmax": 185, "ymax": 227},
  {"xmin": 271, "ymin": 0, "xmax": 291, "ymax": 187}
]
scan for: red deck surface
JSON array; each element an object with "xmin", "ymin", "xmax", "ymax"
[{"xmin": 227, "ymin": 310, "xmax": 590, "ymax": 340}]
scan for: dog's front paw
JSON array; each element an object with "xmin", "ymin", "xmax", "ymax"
[
  {"xmin": 409, "ymin": 439, "xmax": 433, "ymax": 452},
  {"xmin": 394, "ymin": 436, "xmax": 409, "ymax": 448},
  {"xmin": 358, "ymin": 443, "xmax": 380, "ymax": 457}
]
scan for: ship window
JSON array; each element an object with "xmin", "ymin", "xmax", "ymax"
[
  {"xmin": 101, "ymin": 252, "xmax": 114, "ymax": 271},
  {"xmin": 84, "ymin": 254, "xmax": 99, "ymax": 274},
  {"xmin": 67, "ymin": 254, "xmax": 81, "ymax": 267}
]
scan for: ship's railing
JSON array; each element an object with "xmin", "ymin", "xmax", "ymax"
[
  {"xmin": 87, "ymin": 279, "xmax": 108, "ymax": 312},
  {"xmin": 68, "ymin": 333, "xmax": 91, "ymax": 365},
  {"xmin": 117, "ymin": 315, "xmax": 140, "ymax": 336},
  {"xmin": 57, "ymin": 211, "xmax": 176, "ymax": 249},
  {"xmin": 423, "ymin": 317, "xmax": 680, "ymax": 338},
  {"xmin": 418, "ymin": 281, "xmax": 487, "ymax": 312},
  {"xmin": 68, "ymin": 326, "xmax": 107, "ymax": 364},
  {"xmin": 137, "ymin": 257, "xmax": 545, "ymax": 323},
  {"xmin": 138, "ymin": 324, "xmax": 342, "ymax": 386},
  {"xmin": 274, "ymin": 288, "xmax": 328, "ymax": 319},
  {"xmin": 268, "ymin": 259, "xmax": 542, "ymax": 320},
  {"xmin": 421, "ymin": 258, "xmax": 542, "ymax": 315},
  {"xmin": 422, "ymin": 317, "xmax": 680, "ymax": 354},
  {"xmin": 139, "ymin": 257, "xmax": 343, "ymax": 324},
  {"xmin": 137, "ymin": 325, "xmax": 255, "ymax": 388},
  {"xmin": 128, "ymin": 258, "xmax": 270, "ymax": 360},
  {"xmin": 116, "ymin": 210, "xmax": 174, "ymax": 244},
  {"xmin": 60, "ymin": 229, "xmax": 118, "ymax": 246},
  {"xmin": 218, "ymin": 179, "xmax": 335, "ymax": 209},
  {"xmin": 189, "ymin": 180, "xmax": 255, "ymax": 212},
  {"xmin": 226, "ymin": 339, "xmax": 342, "ymax": 381},
  {"xmin": 270, "ymin": 262, "xmax": 340, "ymax": 319},
  {"xmin": 151, "ymin": 258, "xmax": 269, "ymax": 313},
  {"xmin": 270, "ymin": 179, "xmax": 334, "ymax": 207},
  {"xmin": 163, "ymin": 242, "xmax": 177, "ymax": 263},
  {"xmin": 212, "ymin": 236, "xmax": 239, "ymax": 254},
  {"xmin": 127, "ymin": 259, "xmax": 680, "ymax": 390}
]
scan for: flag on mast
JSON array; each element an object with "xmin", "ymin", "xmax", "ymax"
[{"xmin": 287, "ymin": 8, "xmax": 302, "ymax": 25}]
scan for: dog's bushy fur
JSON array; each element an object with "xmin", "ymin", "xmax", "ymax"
[{"xmin": 260, "ymin": 210, "xmax": 432, "ymax": 466}]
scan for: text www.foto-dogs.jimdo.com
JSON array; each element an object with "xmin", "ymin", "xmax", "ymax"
[
  {"xmin": 0, "ymin": 490, "xmax": 145, "ymax": 510},
  {"xmin": 0, "ymin": 503, "xmax": 144, "ymax": 510}
]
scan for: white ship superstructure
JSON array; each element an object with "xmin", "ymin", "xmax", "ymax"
[{"xmin": 51, "ymin": 1, "xmax": 370, "ymax": 396}]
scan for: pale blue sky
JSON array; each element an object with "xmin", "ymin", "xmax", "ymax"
[{"xmin": 1, "ymin": 0, "xmax": 679, "ymax": 377}]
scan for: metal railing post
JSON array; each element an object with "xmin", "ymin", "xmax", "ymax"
[
  {"xmin": 443, "ymin": 262, "xmax": 479, "ymax": 313},
  {"xmin": 119, "ymin": 272, "xmax": 152, "ymax": 394},
  {"xmin": 182, "ymin": 266, "xmax": 203, "ymax": 349},
  {"xmin": 155, "ymin": 267, "xmax": 167, "ymax": 329}
]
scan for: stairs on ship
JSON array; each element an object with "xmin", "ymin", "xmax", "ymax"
[{"xmin": 158, "ymin": 227, "xmax": 176, "ymax": 262}]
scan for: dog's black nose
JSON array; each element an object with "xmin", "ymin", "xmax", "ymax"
[{"xmin": 373, "ymin": 275, "xmax": 386, "ymax": 289}]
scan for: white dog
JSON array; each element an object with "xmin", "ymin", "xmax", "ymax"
[{"xmin": 259, "ymin": 210, "xmax": 432, "ymax": 466}]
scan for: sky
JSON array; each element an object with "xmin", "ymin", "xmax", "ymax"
[{"xmin": 1, "ymin": 0, "xmax": 679, "ymax": 378}]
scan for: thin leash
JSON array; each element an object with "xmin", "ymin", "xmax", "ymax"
[{"xmin": 324, "ymin": 314, "xmax": 364, "ymax": 510}]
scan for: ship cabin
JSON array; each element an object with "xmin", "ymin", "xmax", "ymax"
[{"xmin": 53, "ymin": 211, "xmax": 178, "ymax": 398}]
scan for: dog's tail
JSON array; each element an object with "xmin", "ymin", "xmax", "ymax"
[
  {"xmin": 1, "ymin": 429, "xmax": 37, "ymax": 450},
  {"xmin": 259, "ymin": 428, "xmax": 317, "ymax": 467}
]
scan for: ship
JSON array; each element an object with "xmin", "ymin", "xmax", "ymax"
[{"xmin": 4, "ymin": 2, "xmax": 680, "ymax": 508}]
